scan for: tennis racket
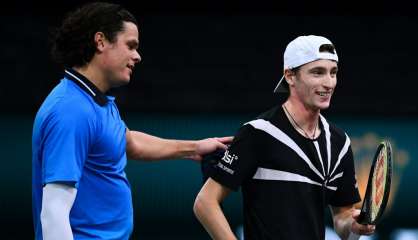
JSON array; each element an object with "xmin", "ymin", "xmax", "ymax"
[{"xmin": 348, "ymin": 140, "xmax": 393, "ymax": 239}]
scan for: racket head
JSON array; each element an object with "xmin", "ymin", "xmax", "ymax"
[{"xmin": 358, "ymin": 140, "xmax": 392, "ymax": 225}]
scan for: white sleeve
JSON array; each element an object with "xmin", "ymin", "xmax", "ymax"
[{"xmin": 41, "ymin": 183, "xmax": 77, "ymax": 240}]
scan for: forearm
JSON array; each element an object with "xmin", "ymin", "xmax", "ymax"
[
  {"xmin": 127, "ymin": 130, "xmax": 198, "ymax": 161},
  {"xmin": 41, "ymin": 183, "xmax": 77, "ymax": 240},
  {"xmin": 193, "ymin": 195, "xmax": 237, "ymax": 240}
]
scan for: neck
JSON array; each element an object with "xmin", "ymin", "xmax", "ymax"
[
  {"xmin": 283, "ymin": 100, "xmax": 320, "ymax": 136},
  {"xmin": 73, "ymin": 64, "xmax": 110, "ymax": 93}
]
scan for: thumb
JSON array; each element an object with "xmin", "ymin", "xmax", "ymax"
[{"xmin": 352, "ymin": 209, "xmax": 361, "ymax": 221}]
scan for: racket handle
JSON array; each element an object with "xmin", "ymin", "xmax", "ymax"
[{"xmin": 347, "ymin": 232, "xmax": 361, "ymax": 240}]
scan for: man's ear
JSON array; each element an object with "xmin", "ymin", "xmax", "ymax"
[
  {"xmin": 284, "ymin": 69, "xmax": 296, "ymax": 87},
  {"xmin": 94, "ymin": 32, "xmax": 106, "ymax": 52}
]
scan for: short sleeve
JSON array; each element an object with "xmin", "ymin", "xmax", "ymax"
[
  {"xmin": 41, "ymin": 105, "xmax": 95, "ymax": 187},
  {"xmin": 209, "ymin": 125, "xmax": 260, "ymax": 191},
  {"xmin": 329, "ymin": 146, "xmax": 361, "ymax": 206}
]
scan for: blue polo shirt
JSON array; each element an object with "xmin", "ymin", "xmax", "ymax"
[{"xmin": 32, "ymin": 69, "xmax": 133, "ymax": 239}]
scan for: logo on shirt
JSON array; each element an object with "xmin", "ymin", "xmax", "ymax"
[
  {"xmin": 222, "ymin": 150, "xmax": 238, "ymax": 165},
  {"xmin": 216, "ymin": 162, "xmax": 235, "ymax": 175}
]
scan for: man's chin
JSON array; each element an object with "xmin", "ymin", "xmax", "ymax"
[
  {"xmin": 111, "ymin": 78, "xmax": 130, "ymax": 88},
  {"xmin": 318, "ymin": 102, "xmax": 331, "ymax": 110}
]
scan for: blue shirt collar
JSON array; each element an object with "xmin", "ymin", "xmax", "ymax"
[{"xmin": 64, "ymin": 68, "xmax": 109, "ymax": 106}]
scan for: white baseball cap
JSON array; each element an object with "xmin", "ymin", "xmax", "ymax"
[{"xmin": 273, "ymin": 35, "xmax": 339, "ymax": 93}]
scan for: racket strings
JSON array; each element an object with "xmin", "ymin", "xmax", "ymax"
[
  {"xmin": 359, "ymin": 141, "xmax": 392, "ymax": 224},
  {"xmin": 374, "ymin": 150, "xmax": 386, "ymax": 205},
  {"xmin": 371, "ymin": 144, "xmax": 389, "ymax": 221}
]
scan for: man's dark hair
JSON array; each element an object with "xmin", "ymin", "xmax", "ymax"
[
  {"xmin": 318, "ymin": 44, "xmax": 336, "ymax": 54},
  {"xmin": 51, "ymin": 2, "xmax": 137, "ymax": 68}
]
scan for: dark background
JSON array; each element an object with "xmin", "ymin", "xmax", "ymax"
[
  {"xmin": 1, "ymin": 0, "xmax": 417, "ymax": 116},
  {"xmin": 1, "ymin": 0, "xmax": 417, "ymax": 239}
]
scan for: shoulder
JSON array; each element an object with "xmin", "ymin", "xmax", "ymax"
[
  {"xmin": 55, "ymin": 98, "xmax": 96, "ymax": 122},
  {"xmin": 256, "ymin": 105, "xmax": 281, "ymax": 121},
  {"xmin": 239, "ymin": 106, "xmax": 281, "ymax": 132},
  {"xmin": 320, "ymin": 115, "xmax": 350, "ymax": 145},
  {"xmin": 233, "ymin": 107, "xmax": 280, "ymax": 143},
  {"xmin": 243, "ymin": 105, "xmax": 289, "ymax": 134},
  {"xmin": 40, "ymin": 82, "xmax": 98, "ymax": 130}
]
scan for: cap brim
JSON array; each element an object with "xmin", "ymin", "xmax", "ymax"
[{"xmin": 273, "ymin": 75, "xmax": 289, "ymax": 93}]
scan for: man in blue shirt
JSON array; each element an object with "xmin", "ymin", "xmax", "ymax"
[{"xmin": 32, "ymin": 2, "xmax": 232, "ymax": 239}]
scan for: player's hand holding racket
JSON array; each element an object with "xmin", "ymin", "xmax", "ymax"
[{"xmin": 348, "ymin": 141, "xmax": 393, "ymax": 240}]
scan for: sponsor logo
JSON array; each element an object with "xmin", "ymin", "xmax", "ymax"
[
  {"xmin": 217, "ymin": 162, "xmax": 235, "ymax": 175},
  {"xmin": 222, "ymin": 150, "xmax": 238, "ymax": 164}
]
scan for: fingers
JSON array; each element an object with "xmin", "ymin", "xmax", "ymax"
[
  {"xmin": 352, "ymin": 221, "xmax": 375, "ymax": 236},
  {"xmin": 214, "ymin": 136, "xmax": 233, "ymax": 150},
  {"xmin": 189, "ymin": 155, "xmax": 202, "ymax": 162},
  {"xmin": 351, "ymin": 209, "xmax": 360, "ymax": 220},
  {"xmin": 215, "ymin": 136, "xmax": 233, "ymax": 144},
  {"xmin": 350, "ymin": 209, "xmax": 376, "ymax": 236},
  {"xmin": 195, "ymin": 136, "xmax": 231, "ymax": 157},
  {"xmin": 217, "ymin": 142, "xmax": 229, "ymax": 150}
]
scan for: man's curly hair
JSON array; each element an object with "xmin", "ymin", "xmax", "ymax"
[{"xmin": 51, "ymin": 2, "xmax": 137, "ymax": 68}]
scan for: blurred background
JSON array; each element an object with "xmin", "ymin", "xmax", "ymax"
[{"xmin": 1, "ymin": 0, "xmax": 417, "ymax": 239}]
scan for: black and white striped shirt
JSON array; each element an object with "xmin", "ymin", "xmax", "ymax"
[{"xmin": 210, "ymin": 106, "xmax": 360, "ymax": 240}]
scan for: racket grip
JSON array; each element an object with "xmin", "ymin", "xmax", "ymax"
[{"xmin": 347, "ymin": 232, "xmax": 361, "ymax": 240}]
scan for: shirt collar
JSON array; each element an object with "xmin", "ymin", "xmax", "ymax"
[{"xmin": 64, "ymin": 68, "xmax": 108, "ymax": 106}]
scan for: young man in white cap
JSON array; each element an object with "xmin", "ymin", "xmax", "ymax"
[{"xmin": 194, "ymin": 35, "xmax": 375, "ymax": 239}]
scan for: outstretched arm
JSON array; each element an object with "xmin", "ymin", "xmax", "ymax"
[
  {"xmin": 194, "ymin": 178, "xmax": 237, "ymax": 240},
  {"xmin": 330, "ymin": 205, "xmax": 375, "ymax": 240},
  {"xmin": 126, "ymin": 129, "xmax": 232, "ymax": 161}
]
